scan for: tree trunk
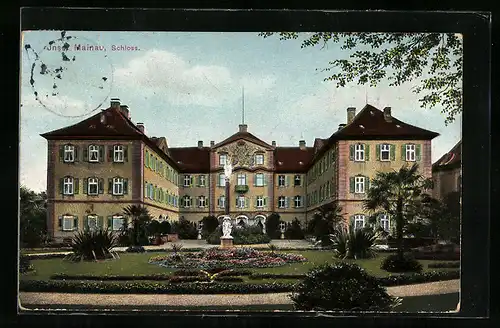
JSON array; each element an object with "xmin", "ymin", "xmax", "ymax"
[{"xmin": 396, "ymin": 199, "xmax": 404, "ymax": 258}]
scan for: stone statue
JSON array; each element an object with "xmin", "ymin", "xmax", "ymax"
[
  {"xmin": 223, "ymin": 154, "xmax": 233, "ymax": 180},
  {"xmin": 222, "ymin": 217, "xmax": 233, "ymax": 238}
]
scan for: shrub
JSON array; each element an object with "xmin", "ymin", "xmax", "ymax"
[
  {"xmin": 378, "ymin": 270, "xmax": 460, "ymax": 287},
  {"xmin": 65, "ymin": 228, "xmax": 119, "ymax": 262},
  {"xmin": 146, "ymin": 220, "xmax": 161, "ymax": 238},
  {"xmin": 381, "ymin": 253, "xmax": 423, "ymax": 273},
  {"xmin": 171, "ymin": 217, "xmax": 198, "ymax": 239},
  {"xmin": 50, "ymin": 273, "xmax": 171, "ymax": 281},
  {"xmin": 169, "ymin": 276, "xmax": 210, "ymax": 283},
  {"xmin": 291, "ymin": 262, "xmax": 401, "ymax": 311},
  {"xmin": 214, "ymin": 276, "xmax": 244, "ymax": 283},
  {"xmin": 249, "ymin": 273, "xmax": 306, "ymax": 280},
  {"xmin": 330, "ymin": 226, "xmax": 377, "ymax": 259},
  {"xmin": 201, "ymin": 216, "xmax": 219, "ymax": 237},
  {"xmin": 266, "ymin": 213, "xmax": 281, "ymax": 239},
  {"xmin": 170, "ymin": 243, "xmax": 184, "ymax": 253},
  {"xmin": 158, "ymin": 221, "xmax": 171, "ymax": 235},
  {"xmin": 427, "ymin": 261, "xmax": 460, "ymax": 269},
  {"xmin": 19, "ymin": 255, "xmax": 34, "ymax": 274},
  {"xmin": 206, "ymin": 226, "xmax": 271, "ymax": 245},
  {"xmin": 285, "ymin": 218, "xmax": 305, "ymax": 240},
  {"xmin": 126, "ymin": 246, "xmax": 145, "ymax": 253},
  {"xmin": 172, "ymin": 269, "xmax": 204, "ymax": 277}
]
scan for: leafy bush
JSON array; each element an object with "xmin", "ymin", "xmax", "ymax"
[
  {"xmin": 291, "ymin": 262, "xmax": 401, "ymax": 311},
  {"xmin": 126, "ymin": 246, "xmax": 145, "ymax": 253},
  {"xmin": 285, "ymin": 218, "xmax": 305, "ymax": 239},
  {"xmin": 146, "ymin": 220, "xmax": 161, "ymax": 238},
  {"xmin": 206, "ymin": 225, "xmax": 271, "ymax": 245},
  {"xmin": 378, "ymin": 270, "xmax": 460, "ymax": 286},
  {"xmin": 201, "ymin": 216, "xmax": 219, "ymax": 237},
  {"xmin": 65, "ymin": 229, "xmax": 118, "ymax": 262},
  {"xmin": 266, "ymin": 213, "xmax": 281, "ymax": 239},
  {"xmin": 158, "ymin": 221, "xmax": 171, "ymax": 235},
  {"xmin": 169, "ymin": 276, "xmax": 210, "ymax": 283},
  {"xmin": 249, "ymin": 273, "xmax": 306, "ymax": 280},
  {"xmin": 171, "ymin": 217, "xmax": 198, "ymax": 239},
  {"xmin": 411, "ymin": 243, "xmax": 460, "ymax": 260},
  {"xmin": 20, "ymin": 280, "xmax": 297, "ymax": 294},
  {"xmin": 50, "ymin": 273, "xmax": 171, "ymax": 281},
  {"xmin": 19, "ymin": 255, "xmax": 34, "ymax": 274},
  {"xmin": 330, "ymin": 226, "xmax": 377, "ymax": 259},
  {"xmin": 381, "ymin": 253, "xmax": 423, "ymax": 273},
  {"xmin": 214, "ymin": 276, "xmax": 244, "ymax": 283},
  {"xmin": 427, "ymin": 261, "xmax": 460, "ymax": 269}
]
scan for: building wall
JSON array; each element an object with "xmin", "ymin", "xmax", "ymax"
[
  {"xmin": 306, "ymin": 145, "xmax": 338, "ymax": 213},
  {"xmin": 432, "ymin": 167, "xmax": 461, "ymax": 201},
  {"xmin": 178, "ymin": 172, "xmax": 210, "ymax": 223},
  {"xmin": 273, "ymin": 173, "xmax": 307, "ymax": 222}
]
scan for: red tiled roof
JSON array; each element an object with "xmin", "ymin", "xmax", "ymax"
[
  {"xmin": 432, "ymin": 140, "xmax": 461, "ymax": 171},
  {"xmin": 213, "ymin": 131, "xmax": 273, "ymax": 149},
  {"xmin": 274, "ymin": 147, "xmax": 315, "ymax": 173},
  {"xmin": 168, "ymin": 147, "xmax": 211, "ymax": 173}
]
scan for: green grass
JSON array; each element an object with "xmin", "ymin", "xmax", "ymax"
[{"xmin": 21, "ymin": 250, "xmax": 457, "ymax": 282}]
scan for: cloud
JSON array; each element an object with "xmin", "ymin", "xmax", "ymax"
[
  {"xmin": 114, "ymin": 50, "xmax": 276, "ymax": 107},
  {"xmin": 20, "ymin": 91, "xmax": 89, "ymax": 119}
]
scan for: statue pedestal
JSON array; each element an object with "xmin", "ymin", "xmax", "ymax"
[
  {"xmin": 280, "ymin": 233, "xmax": 285, "ymax": 239},
  {"xmin": 220, "ymin": 237, "xmax": 234, "ymax": 249}
]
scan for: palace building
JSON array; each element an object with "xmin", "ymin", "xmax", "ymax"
[{"xmin": 41, "ymin": 98, "xmax": 439, "ymax": 242}]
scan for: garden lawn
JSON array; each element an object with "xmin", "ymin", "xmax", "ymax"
[{"xmin": 21, "ymin": 250, "xmax": 457, "ymax": 282}]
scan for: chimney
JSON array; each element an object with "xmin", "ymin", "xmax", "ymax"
[
  {"xmin": 210, "ymin": 141, "xmax": 215, "ymax": 147},
  {"xmin": 272, "ymin": 141, "xmax": 276, "ymax": 147},
  {"xmin": 239, "ymin": 124, "xmax": 248, "ymax": 133},
  {"xmin": 137, "ymin": 123, "xmax": 145, "ymax": 134},
  {"xmin": 299, "ymin": 140, "xmax": 306, "ymax": 150},
  {"xmin": 110, "ymin": 98, "xmax": 120, "ymax": 109},
  {"xmin": 383, "ymin": 107, "xmax": 392, "ymax": 122},
  {"xmin": 338, "ymin": 124, "xmax": 346, "ymax": 131},
  {"xmin": 198, "ymin": 140, "xmax": 203, "ymax": 148},
  {"xmin": 119, "ymin": 105, "xmax": 130, "ymax": 119},
  {"xmin": 347, "ymin": 107, "xmax": 356, "ymax": 124}
]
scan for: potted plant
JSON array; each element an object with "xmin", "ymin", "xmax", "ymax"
[
  {"xmin": 147, "ymin": 220, "xmax": 161, "ymax": 245},
  {"xmin": 167, "ymin": 220, "xmax": 179, "ymax": 242},
  {"xmin": 158, "ymin": 220, "xmax": 171, "ymax": 244}
]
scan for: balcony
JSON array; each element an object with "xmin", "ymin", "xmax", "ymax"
[{"xmin": 234, "ymin": 184, "xmax": 249, "ymax": 193}]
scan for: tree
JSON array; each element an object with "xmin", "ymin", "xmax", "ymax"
[
  {"xmin": 266, "ymin": 213, "xmax": 282, "ymax": 239},
  {"xmin": 363, "ymin": 163, "xmax": 433, "ymax": 258},
  {"xmin": 308, "ymin": 203, "xmax": 344, "ymax": 245},
  {"xmin": 260, "ymin": 32, "xmax": 462, "ymax": 125},
  {"xmin": 20, "ymin": 186, "xmax": 48, "ymax": 247},
  {"xmin": 122, "ymin": 205, "xmax": 152, "ymax": 246},
  {"xmin": 201, "ymin": 215, "xmax": 219, "ymax": 237}
]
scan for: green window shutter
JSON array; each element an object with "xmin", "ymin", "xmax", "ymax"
[
  {"xmin": 83, "ymin": 177, "xmax": 88, "ymax": 194},
  {"xmin": 365, "ymin": 176, "xmax": 370, "ymax": 192},
  {"xmin": 59, "ymin": 178, "xmax": 64, "ymax": 194},
  {"xmin": 376, "ymin": 144, "xmax": 381, "ymax": 161},
  {"xmin": 107, "ymin": 216, "xmax": 112, "ymax": 229},
  {"xmin": 144, "ymin": 182, "xmax": 148, "ymax": 198},
  {"xmin": 108, "ymin": 146, "xmax": 113, "ymax": 162},
  {"xmin": 349, "ymin": 145, "xmax": 354, "ymax": 161},
  {"xmin": 84, "ymin": 216, "xmax": 89, "ymax": 230},
  {"xmin": 349, "ymin": 215, "xmax": 354, "ymax": 227},
  {"xmin": 217, "ymin": 197, "xmax": 220, "ymax": 207},
  {"xmin": 253, "ymin": 174, "xmax": 257, "ymax": 186},
  {"xmin": 74, "ymin": 178, "xmax": 79, "ymax": 194},
  {"xmin": 190, "ymin": 197, "xmax": 193, "ymax": 207},
  {"xmin": 59, "ymin": 146, "xmax": 64, "ymax": 162},
  {"xmin": 124, "ymin": 146, "xmax": 128, "ymax": 162},
  {"xmin": 108, "ymin": 178, "xmax": 113, "ymax": 194},
  {"xmin": 245, "ymin": 197, "xmax": 249, "ymax": 208},
  {"xmin": 98, "ymin": 178, "xmax": 104, "ymax": 194},
  {"xmin": 145, "ymin": 151, "xmax": 149, "ymax": 167},
  {"xmin": 264, "ymin": 174, "xmax": 268, "ymax": 186},
  {"xmin": 99, "ymin": 145, "xmax": 105, "ymax": 162},
  {"xmin": 58, "ymin": 216, "xmax": 63, "ymax": 231},
  {"xmin": 74, "ymin": 146, "xmax": 79, "ymax": 162},
  {"xmin": 73, "ymin": 216, "xmax": 79, "ymax": 231},
  {"xmin": 190, "ymin": 176, "xmax": 193, "ymax": 187},
  {"xmin": 83, "ymin": 147, "xmax": 89, "ymax": 162},
  {"xmin": 401, "ymin": 144, "xmax": 406, "ymax": 161},
  {"xmin": 390, "ymin": 144, "xmax": 396, "ymax": 161},
  {"xmin": 365, "ymin": 144, "xmax": 370, "ymax": 161},
  {"xmin": 285, "ymin": 175, "xmax": 290, "ymax": 187},
  {"xmin": 206, "ymin": 198, "xmax": 209, "ymax": 207},
  {"xmin": 416, "ymin": 144, "xmax": 422, "ymax": 161},
  {"xmin": 123, "ymin": 179, "xmax": 128, "ymax": 194},
  {"xmin": 349, "ymin": 177, "xmax": 355, "ymax": 193},
  {"xmin": 98, "ymin": 216, "xmax": 104, "ymax": 229}
]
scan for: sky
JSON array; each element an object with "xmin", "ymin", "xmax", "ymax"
[{"xmin": 20, "ymin": 31, "xmax": 462, "ymax": 193}]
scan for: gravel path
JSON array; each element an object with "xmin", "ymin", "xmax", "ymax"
[{"xmin": 19, "ymin": 279, "xmax": 459, "ymax": 308}]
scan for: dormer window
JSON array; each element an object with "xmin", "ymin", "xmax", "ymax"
[
  {"xmin": 63, "ymin": 145, "xmax": 75, "ymax": 163},
  {"xmin": 89, "ymin": 145, "xmax": 99, "ymax": 162},
  {"xmin": 255, "ymin": 154, "xmax": 264, "ymax": 165}
]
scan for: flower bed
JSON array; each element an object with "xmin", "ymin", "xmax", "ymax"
[{"xmin": 148, "ymin": 247, "xmax": 308, "ymax": 270}]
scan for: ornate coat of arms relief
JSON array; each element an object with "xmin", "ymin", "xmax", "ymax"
[{"xmin": 220, "ymin": 141, "xmax": 260, "ymax": 168}]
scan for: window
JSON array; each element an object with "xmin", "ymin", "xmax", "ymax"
[
  {"xmin": 114, "ymin": 145, "xmax": 124, "ymax": 162},
  {"xmin": 278, "ymin": 175, "xmax": 285, "ymax": 187},
  {"xmin": 219, "ymin": 174, "xmax": 225, "ymax": 187},
  {"xmin": 294, "ymin": 175, "xmax": 301, "ymax": 186},
  {"xmin": 112, "ymin": 215, "xmax": 124, "ymax": 231},
  {"xmin": 219, "ymin": 154, "xmax": 227, "ymax": 166},
  {"xmin": 183, "ymin": 196, "xmax": 191, "ymax": 208},
  {"xmin": 89, "ymin": 145, "xmax": 99, "ymax": 162},
  {"xmin": 294, "ymin": 195, "xmax": 302, "ymax": 208},
  {"xmin": 255, "ymin": 173, "xmax": 264, "ymax": 186},
  {"xmin": 199, "ymin": 175, "xmax": 206, "ymax": 187},
  {"xmin": 184, "ymin": 175, "xmax": 191, "ymax": 187},
  {"xmin": 278, "ymin": 196, "xmax": 286, "ymax": 208},
  {"xmin": 62, "ymin": 215, "xmax": 75, "ymax": 231},
  {"xmin": 237, "ymin": 174, "xmax": 246, "ymax": 186},
  {"xmin": 380, "ymin": 214, "xmax": 390, "ymax": 232},
  {"xmin": 63, "ymin": 145, "xmax": 74, "ymax": 162},
  {"xmin": 354, "ymin": 215, "xmax": 365, "ymax": 230},
  {"xmin": 219, "ymin": 196, "xmax": 225, "ymax": 208},
  {"xmin": 256, "ymin": 196, "xmax": 264, "ymax": 208},
  {"xmin": 87, "ymin": 215, "xmax": 98, "ymax": 231},
  {"xmin": 406, "ymin": 144, "xmax": 416, "ymax": 161},
  {"xmin": 237, "ymin": 196, "xmax": 245, "ymax": 208},
  {"xmin": 198, "ymin": 196, "xmax": 206, "ymax": 208},
  {"xmin": 255, "ymin": 154, "xmax": 264, "ymax": 165},
  {"xmin": 63, "ymin": 177, "xmax": 74, "ymax": 195},
  {"xmin": 113, "ymin": 177, "xmax": 124, "ymax": 195},
  {"xmin": 380, "ymin": 144, "xmax": 390, "ymax": 161},
  {"xmin": 355, "ymin": 144, "xmax": 365, "ymax": 161},
  {"xmin": 355, "ymin": 176, "xmax": 365, "ymax": 193},
  {"xmin": 88, "ymin": 177, "xmax": 99, "ymax": 195}
]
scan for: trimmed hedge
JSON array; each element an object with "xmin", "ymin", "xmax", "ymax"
[
  {"xmin": 427, "ymin": 262, "xmax": 460, "ymax": 269},
  {"xmin": 378, "ymin": 270, "xmax": 459, "ymax": 287},
  {"xmin": 24, "ymin": 253, "xmax": 69, "ymax": 260},
  {"xmin": 249, "ymin": 273, "xmax": 306, "ymax": 280},
  {"xmin": 19, "ymin": 280, "xmax": 296, "ymax": 294},
  {"xmin": 50, "ymin": 273, "xmax": 172, "ymax": 281}
]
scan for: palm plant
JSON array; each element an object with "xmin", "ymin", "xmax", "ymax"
[
  {"xmin": 122, "ymin": 205, "xmax": 152, "ymax": 246},
  {"xmin": 330, "ymin": 225, "xmax": 378, "ymax": 260},
  {"xmin": 363, "ymin": 163, "xmax": 433, "ymax": 258},
  {"xmin": 308, "ymin": 203, "xmax": 344, "ymax": 245},
  {"xmin": 267, "ymin": 244, "xmax": 278, "ymax": 254},
  {"xmin": 65, "ymin": 228, "xmax": 119, "ymax": 262}
]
